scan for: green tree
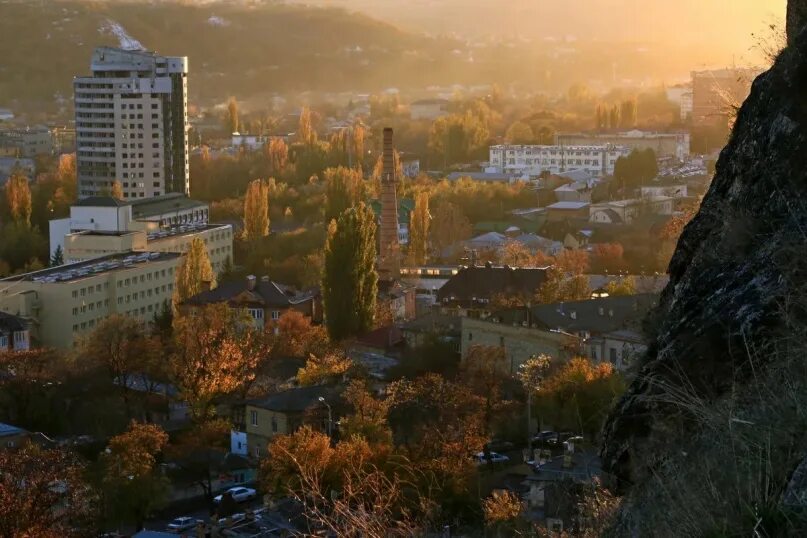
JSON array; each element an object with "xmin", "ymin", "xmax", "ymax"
[
  {"xmin": 505, "ymin": 121, "xmax": 535, "ymax": 144},
  {"xmin": 322, "ymin": 203, "xmax": 378, "ymax": 340},
  {"xmin": 408, "ymin": 191, "xmax": 430, "ymax": 265},
  {"xmin": 172, "ymin": 237, "xmax": 216, "ymax": 306},
  {"xmin": 226, "ymin": 96, "xmax": 239, "ymax": 134},
  {"xmin": 50, "ymin": 245, "xmax": 64, "ymax": 267},
  {"xmin": 324, "ymin": 166, "xmax": 364, "ymax": 224},
  {"xmin": 243, "ymin": 178, "xmax": 270, "ymax": 240}
]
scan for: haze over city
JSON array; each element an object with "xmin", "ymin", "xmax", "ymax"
[{"xmin": 2, "ymin": 1, "xmax": 807, "ymax": 537}]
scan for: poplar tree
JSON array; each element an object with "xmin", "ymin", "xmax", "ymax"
[
  {"xmin": 408, "ymin": 191, "xmax": 430, "ymax": 265},
  {"xmin": 5, "ymin": 171, "xmax": 31, "ymax": 226},
  {"xmin": 226, "ymin": 97, "xmax": 239, "ymax": 134},
  {"xmin": 111, "ymin": 180, "xmax": 124, "ymax": 200},
  {"xmin": 322, "ymin": 203, "xmax": 378, "ymax": 341},
  {"xmin": 243, "ymin": 178, "xmax": 270, "ymax": 240},
  {"xmin": 324, "ymin": 166, "xmax": 364, "ymax": 224},
  {"xmin": 173, "ymin": 237, "xmax": 216, "ymax": 306},
  {"xmin": 297, "ymin": 106, "xmax": 317, "ymax": 146},
  {"xmin": 265, "ymin": 137, "xmax": 289, "ymax": 176}
]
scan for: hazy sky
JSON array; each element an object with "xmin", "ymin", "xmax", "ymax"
[{"xmin": 294, "ymin": 0, "xmax": 786, "ymax": 63}]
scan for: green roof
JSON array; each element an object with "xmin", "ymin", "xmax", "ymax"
[{"xmin": 369, "ymin": 198, "xmax": 413, "ymax": 226}]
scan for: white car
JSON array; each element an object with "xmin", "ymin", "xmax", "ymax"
[
  {"xmin": 166, "ymin": 516, "xmax": 202, "ymax": 532},
  {"xmin": 214, "ymin": 486, "xmax": 257, "ymax": 504},
  {"xmin": 475, "ymin": 451, "xmax": 510, "ymax": 465}
]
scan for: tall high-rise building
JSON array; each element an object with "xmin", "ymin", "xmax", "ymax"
[{"xmin": 74, "ymin": 47, "xmax": 189, "ymax": 200}]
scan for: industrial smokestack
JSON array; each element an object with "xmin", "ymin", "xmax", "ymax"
[{"xmin": 378, "ymin": 127, "xmax": 400, "ymax": 281}]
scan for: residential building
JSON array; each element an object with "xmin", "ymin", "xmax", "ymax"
[
  {"xmin": 691, "ymin": 68, "xmax": 762, "ymax": 127},
  {"xmin": 0, "ymin": 126, "xmax": 54, "ymax": 157},
  {"xmin": 0, "ymin": 312, "xmax": 30, "ymax": 351},
  {"xmin": 0, "ymin": 108, "xmax": 14, "ymax": 121},
  {"xmin": 49, "ymin": 194, "xmax": 232, "ymax": 272},
  {"xmin": 463, "ymin": 232, "xmax": 562, "ymax": 257},
  {"xmin": 231, "ymin": 133, "xmax": 270, "ymax": 151},
  {"xmin": 0, "ymin": 252, "xmax": 182, "ymax": 349},
  {"xmin": 666, "ymin": 84, "xmax": 693, "ymax": 121},
  {"xmin": 545, "ymin": 201, "xmax": 591, "ymax": 222},
  {"xmin": 554, "ymin": 181, "xmax": 592, "ymax": 203},
  {"xmin": 0, "ymin": 157, "xmax": 34, "ymax": 184},
  {"xmin": 409, "ymin": 98, "xmax": 450, "ymax": 120},
  {"xmin": 489, "ymin": 145, "xmax": 631, "ymax": 177},
  {"xmin": 401, "ymin": 312, "xmax": 461, "ymax": 350},
  {"xmin": 74, "ymin": 47, "xmax": 189, "ymax": 199},
  {"xmin": 437, "ymin": 263, "xmax": 548, "ymax": 318},
  {"xmin": 589, "ymin": 197, "xmax": 673, "ymax": 225},
  {"xmin": 184, "ymin": 274, "xmax": 320, "ymax": 329},
  {"xmin": 402, "ymin": 159, "xmax": 420, "ymax": 178},
  {"xmin": 447, "ymin": 171, "xmax": 522, "ymax": 183},
  {"xmin": 640, "ymin": 184, "xmax": 688, "ymax": 199},
  {"xmin": 243, "ymin": 386, "xmax": 342, "ymax": 458},
  {"xmin": 461, "ymin": 294, "xmax": 657, "ymax": 370},
  {"xmin": 555, "ymin": 130, "xmax": 690, "ymax": 161}
]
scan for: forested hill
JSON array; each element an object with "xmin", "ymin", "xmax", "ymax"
[{"xmin": 0, "ymin": 0, "xmax": 465, "ymax": 107}]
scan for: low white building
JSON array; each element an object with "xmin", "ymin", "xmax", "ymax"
[
  {"xmin": 489, "ymin": 144, "xmax": 631, "ymax": 177},
  {"xmin": 409, "ymin": 99, "xmax": 450, "ymax": 120},
  {"xmin": 589, "ymin": 196, "xmax": 674, "ymax": 225},
  {"xmin": 231, "ymin": 133, "xmax": 270, "ymax": 151},
  {"xmin": 640, "ymin": 184, "xmax": 688, "ymax": 199}
]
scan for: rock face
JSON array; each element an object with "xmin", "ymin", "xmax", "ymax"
[
  {"xmin": 601, "ymin": 29, "xmax": 807, "ymax": 487},
  {"xmin": 789, "ymin": 0, "xmax": 807, "ymax": 46}
]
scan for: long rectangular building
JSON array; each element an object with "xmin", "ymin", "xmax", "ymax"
[
  {"xmin": 488, "ymin": 144, "xmax": 630, "ymax": 177},
  {"xmin": 555, "ymin": 130, "xmax": 690, "ymax": 161},
  {"xmin": 0, "ymin": 252, "xmax": 182, "ymax": 349}
]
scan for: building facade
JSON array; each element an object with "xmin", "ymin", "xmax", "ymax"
[
  {"xmin": 488, "ymin": 145, "xmax": 631, "ymax": 177},
  {"xmin": 555, "ymin": 130, "xmax": 690, "ymax": 161},
  {"xmin": 74, "ymin": 47, "xmax": 189, "ymax": 199},
  {"xmin": 0, "ymin": 312, "xmax": 30, "ymax": 351},
  {"xmin": 0, "ymin": 252, "xmax": 181, "ymax": 349},
  {"xmin": 691, "ymin": 68, "xmax": 762, "ymax": 127},
  {"xmin": 0, "ymin": 126, "xmax": 53, "ymax": 157}
]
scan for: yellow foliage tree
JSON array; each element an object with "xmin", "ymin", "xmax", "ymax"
[
  {"xmin": 408, "ymin": 192, "xmax": 430, "ymax": 265},
  {"xmin": 243, "ymin": 178, "xmax": 270, "ymax": 240},
  {"xmin": 172, "ymin": 237, "xmax": 215, "ymax": 306},
  {"xmin": 297, "ymin": 352, "xmax": 353, "ymax": 386},
  {"xmin": 5, "ymin": 171, "xmax": 31, "ymax": 226}
]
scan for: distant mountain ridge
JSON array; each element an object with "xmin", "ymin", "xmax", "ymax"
[{"xmin": 0, "ymin": 0, "xmax": 453, "ymax": 108}]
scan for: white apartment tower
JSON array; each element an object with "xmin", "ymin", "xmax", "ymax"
[{"xmin": 74, "ymin": 47, "xmax": 189, "ymax": 199}]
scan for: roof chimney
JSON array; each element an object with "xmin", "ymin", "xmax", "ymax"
[
  {"xmin": 246, "ymin": 275, "xmax": 257, "ymax": 291},
  {"xmin": 261, "ymin": 275, "xmax": 270, "ymax": 283}
]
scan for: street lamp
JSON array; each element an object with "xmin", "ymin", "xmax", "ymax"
[{"xmin": 318, "ymin": 396, "xmax": 332, "ymax": 438}]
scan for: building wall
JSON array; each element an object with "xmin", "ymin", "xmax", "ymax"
[
  {"xmin": 0, "ymin": 255, "xmax": 181, "ymax": 349},
  {"xmin": 555, "ymin": 132, "xmax": 690, "ymax": 161},
  {"xmin": 461, "ymin": 317, "xmax": 571, "ymax": 374},
  {"xmin": 245, "ymin": 406, "xmax": 291, "ymax": 458},
  {"xmin": 489, "ymin": 145, "xmax": 630, "ymax": 177},
  {"xmin": 74, "ymin": 48, "xmax": 189, "ymax": 199}
]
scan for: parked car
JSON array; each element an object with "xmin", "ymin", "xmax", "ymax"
[
  {"xmin": 475, "ymin": 451, "xmax": 510, "ymax": 465},
  {"xmin": 166, "ymin": 516, "xmax": 202, "ymax": 532},
  {"xmin": 213, "ymin": 486, "xmax": 257, "ymax": 504},
  {"xmin": 533, "ymin": 431, "xmax": 558, "ymax": 445},
  {"xmin": 486, "ymin": 439, "xmax": 515, "ymax": 452}
]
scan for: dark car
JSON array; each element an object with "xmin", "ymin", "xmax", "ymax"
[
  {"xmin": 533, "ymin": 431, "xmax": 558, "ymax": 445},
  {"xmin": 486, "ymin": 439, "xmax": 515, "ymax": 452}
]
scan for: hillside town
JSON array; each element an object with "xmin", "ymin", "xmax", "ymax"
[{"xmin": 0, "ymin": 1, "xmax": 798, "ymax": 536}]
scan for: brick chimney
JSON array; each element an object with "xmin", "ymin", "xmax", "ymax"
[
  {"xmin": 378, "ymin": 127, "xmax": 400, "ymax": 281},
  {"xmin": 246, "ymin": 274, "xmax": 257, "ymax": 291}
]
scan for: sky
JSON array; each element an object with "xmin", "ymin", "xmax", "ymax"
[{"xmin": 291, "ymin": 0, "xmax": 786, "ymax": 64}]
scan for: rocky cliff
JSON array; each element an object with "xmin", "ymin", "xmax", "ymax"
[{"xmin": 600, "ymin": 22, "xmax": 807, "ymax": 536}]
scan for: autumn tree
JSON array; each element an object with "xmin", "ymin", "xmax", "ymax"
[
  {"xmin": 100, "ymin": 421, "xmax": 169, "ymax": 530},
  {"xmin": 605, "ymin": 275, "xmax": 637, "ymax": 296},
  {"xmin": 619, "ymin": 98, "xmax": 638, "ymax": 128},
  {"xmin": 483, "ymin": 490, "xmax": 525, "ymax": 537},
  {"xmin": 339, "ymin": 380, "xmax": 392, "ymax": 445},
  {"xmin": 408, "ymin": 191, "xmax": 430, "ymax": 265},
  {"xmin": 537, "ymin": 249, "xmax": 591, "ymax": 304},
  {"xmin": 82, "ymin": 315, "xmax": 159, "ymax": 419},
  {"xmin": 264, "ymin": 137, "xmax": 289, "ymax": 177},
  {"xmin": 170, "ymin": 304, "xmax": 267, "ymax": 419},
  {"xmin": 297, "ymin": 352, "xmax": 353, "ymax": 386},
  {"xmin": 5, "ymin": 170, "xmax": 32, "ymax": 225},
  {"xmin": 226, "ymin": 96, "xmax": 239, "ymax": 133},
  {"xmin": 0, "ymin": 348, "xmax": 68, "ymax": 431},
  {"xmin": 0, "ymin": 443, "xmax": 96, "ymax": 537},
  {"xmin": 430, "ymin": 202, "xmax": 472, "ymax": 258},
  {"xmin": 350, "ymin": 121, "xmax": 366, "ymax": 170},
  {"xmin": 324, "ymin": 166, "xmax": 364, "ymax": 223},
  {"xmin": 297, "ymin": 106, "xmax": 317, "ymax": 146},
  {"xmin": 462, "ymin": 345, "xmax": 511, "ymax": 432},
  {"xmin": 166, "ymin": 418, "xmax": 231, "ymax": 508},
  {"xmin": 110, "ymin": 180, "xmax": 123, "ymax": 200},
  {"xmin": 505, "ymin": 121, "xmax": 535, "ymax": 144},
  {"xmin": 590, "ymin": 243, "xmax": 627, "ymax": 274},
  {"xmin": 270, "ymin": 309, "xmax": 330, "ymax": 358},
  {"xmin": 499, "ymin": 239, "xmax": 534, "ymax": 267},
  {"xmin": 243, "ymin": 178, "xmax": 270, "ymax": 240},
  {"xmin": 172, "ymin": 237, "xmax": 216, "ymax": 306},
  {"xmin": 322, "ymin": 203, "xmax": 378, "ymax": 341}
]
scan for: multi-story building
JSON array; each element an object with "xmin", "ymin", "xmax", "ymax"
[
  {"xmin": 488, "ymin": 145, "xmax": 631, "ymax": 177},
  {"xmin": 555, "ymin": 131, "xmax": 690, "ymax": 161},
  {"xmin": 0, "ymin": 126, "xmax": 54, "ymax": 157},
  {"xmin": 0, "ymin": 252, "xmax": 182, "ymax": 349},
  {"xmin": 691, "ymin": 68, "xmax": 762, "ymax": 127},
  {"xmin": 49, "ymin": 194, "xmax": 233, "ymax": 273},
  {"xmin": 589, "ymin": 196, "xmax": 674, "ymax": 225},
  {"xmin": 0, "ymin": 312, "xmax": 30, "ymax": 351},
  {"xmin": 74, "ymin": 47, "xmax": 189, "ymax": 199}
]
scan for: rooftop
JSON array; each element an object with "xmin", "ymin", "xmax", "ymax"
[
  {"xmin": 0, "ymin": 251, "xmax": 180, "ymax": 284},
  {"xmin": 438, "ymin": 264, "xmax": 549, "ymax": 306},
  {"xmin": 185, "ymin": 275, "xmax": 317, "ymax": 308},
  {"xmin": 131, "ymin": 193, "xmax": 207, "ymax": 219},
  {"xmin": 547, "ymin": 201, "xmax": 590, "ymax": 210},
  {"xmin": 248, "ymin": 385, "xmax": 342, "ymax": 413},
  {"xmin": 0, "ymin": 422, "xmax": 27, "ymax": 438},
  {"xmin": 0, "ymin": 311, "xmax": 27, "ymax": 332}
]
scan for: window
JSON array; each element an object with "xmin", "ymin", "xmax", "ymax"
[
  {"xmin": 609, "ymin": 348, "xmax": 618, "ymax": 364},
  {"xmin": 248, "ymin": 309, "xmax": 264, "ymax": 321},
  {"xmin": 468, "ymin": 332, "xmax": 473, "ymax": 341},
  {"xmin": 271, "ymin": 417, "xmax": 278, "ymax": 433},
  {"xmin": 250, "ymin": 410, "xmax": 258, "ymax": 426},
  {"xmin": 271, "ymin": 311, "xmax": 280, "ymax": 321}
]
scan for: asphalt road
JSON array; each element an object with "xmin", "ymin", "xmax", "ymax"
[{"xmin": 139, "ymin": 497, "xmax": 265, "ymax": 535}]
